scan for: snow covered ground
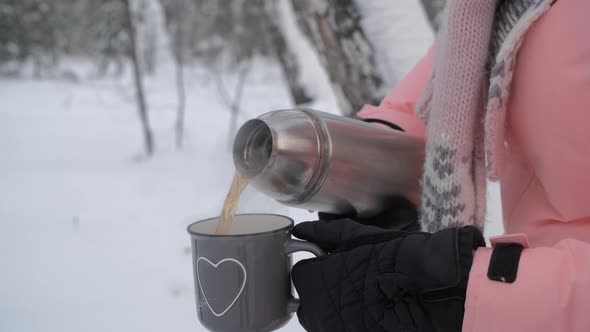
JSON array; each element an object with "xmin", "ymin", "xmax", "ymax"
[
  {"xmin": 0, "ymin": 59, "xmax": 502, "ymax": 332},
  {"xmin": 0, "ymin": 60, "xmax": 317, "ymax": 332}
]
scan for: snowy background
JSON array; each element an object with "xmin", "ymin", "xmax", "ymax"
[
  {"xmin": 0, "ymin": 58, "xmax": 312, "ymax": 332},
  {"xmin": 0, "ymin": 1, "xmax": 502, "ymax": 331}
]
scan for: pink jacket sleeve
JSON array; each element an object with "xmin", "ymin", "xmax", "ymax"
[
  {"xmin": 463, "ymin": 236, "xmax": 590, "ymax": 331},
  {"xmin": 356, "ymin": 47, "xmax": 433, "ymax": 138}
]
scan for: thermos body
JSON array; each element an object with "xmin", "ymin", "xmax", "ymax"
[{"xmin": 233, "ymin": 109, "xmax": 425, "ymax": 218}]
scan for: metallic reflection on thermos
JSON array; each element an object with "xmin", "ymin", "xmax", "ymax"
[{"xmin": 232, "ymin": 109, "xmax": 425, "ymax": 218}]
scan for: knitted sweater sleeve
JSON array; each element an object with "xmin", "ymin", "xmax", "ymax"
[{"xmin": 356, "ymin": 46, "xmax": 434, "ymax": 138}]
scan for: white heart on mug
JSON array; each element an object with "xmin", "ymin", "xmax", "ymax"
[{"xmin": 196, "ymin": 257, "xmax": 247, "ymax": 317}]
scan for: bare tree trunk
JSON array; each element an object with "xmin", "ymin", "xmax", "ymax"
[
  {"xmin": 142, "ymin": 25, "xmax": 158, "ymax": 75},
  {"xmin": 158, "ymin": 0, "xmax": 188, "ymax": 149},
  {"xmin": 174, "ymin": 49, "xmax": 186, "ymax": 149},
  {"xmin": 123, "ymin": 0, "xmax": 154, "ymax": 156},
  {"xmin": 212, "ymin": 63, "xmax": 250, "ymax": 147},
  {"xmin": 291, "ymin": 0, "xmax": 384, "ymax": 116},
  {"xmin": 172, "ymin": 1, "xmax": 187, "ymax": 149},
  {"xmin": 420, "ymin": 0, "xmax": 446, "ymax": 31},
  {"xmin": 265, "ymin": 0, "xmax": 312, "ymax": 106},
  {"xmin": 228, "ymin": 65, "xmax": 250, "ymax": 146}
]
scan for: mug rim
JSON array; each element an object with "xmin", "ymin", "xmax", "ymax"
[{"xmin": 187, "ymin": 213, "xmax": 294, "ymax": 238}]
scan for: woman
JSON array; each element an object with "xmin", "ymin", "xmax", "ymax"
[{"xmin": 290, "ymin": 0, "xmax": 590, "ymax": 331}]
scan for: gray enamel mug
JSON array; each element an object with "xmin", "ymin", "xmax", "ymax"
[{"xmin": 187, "ymin": 214, "xmax": 325, "ymax": 332}]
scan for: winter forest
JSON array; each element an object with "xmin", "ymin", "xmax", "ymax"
[{"xmin": 1, "ymin": 1, "xmax": 500, "ymax": 332}]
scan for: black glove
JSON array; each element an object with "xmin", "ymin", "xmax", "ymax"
[
  {"xmin": 291, "ymin": 219, "xmax": 485, "ymax": 332},
  {"xmin": 318, "ymin": 196, "xmax": 420, "ymax": 231}
]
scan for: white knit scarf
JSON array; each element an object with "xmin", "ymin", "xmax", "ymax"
[{"xmin": 417, "ymin": 0, "xmax": 554, "ymax": 232}]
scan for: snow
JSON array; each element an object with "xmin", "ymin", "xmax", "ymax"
[
  {"xmin": 485, "ymin": 182, "xmax": 505, "ymax": 240},
  {"xmin": 0, "ymin": 60, "xmax": 315, "ymax": 332},
  {"xmin": 0, "ymin": 58, "xmax": 502, "ymax": 332},
  {"xmin": 356, "ymin": 0, "xmax": 435, "ymax": 87}
]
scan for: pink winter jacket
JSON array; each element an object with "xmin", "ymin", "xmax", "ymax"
[{"xmin": 358, "ymin": 0, "xmax": 590, "ymax": 330}]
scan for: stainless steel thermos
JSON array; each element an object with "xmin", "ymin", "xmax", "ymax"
[{"xmin": 232, "ymin": 109, "xmax": 425, "ymax": 218}]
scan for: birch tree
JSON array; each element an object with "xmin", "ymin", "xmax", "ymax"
[
  {"xmin": 160, "ymin": 0, "xmax": 192, "ymax": 149},
  {"xmin": 291, "ymin": 0, "xmax": 385, "ymax": 116},
  {"xmin": 264, "ymin": 0, "xmax": 312, "ymax": 105},
  {"xmin": 123, "ymin": 0, "xmax": 154, "ymax": 156}
]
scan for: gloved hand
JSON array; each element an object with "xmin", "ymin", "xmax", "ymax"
[
  {"xmin": 291, "ymin": 219, "xmax": 485, "ymax": 332},
  {"xmin": 318, "ymin": 196, "xmax": 420, "ymax": 231}
]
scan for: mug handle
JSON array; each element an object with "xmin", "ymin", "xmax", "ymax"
[
  {"xmin": 283, "ymin": 239, "xmax": 326, "ymax": 313},
  {"xmin": 284, "ymin": 239, "xmax": 326, "ymax": 257}
]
